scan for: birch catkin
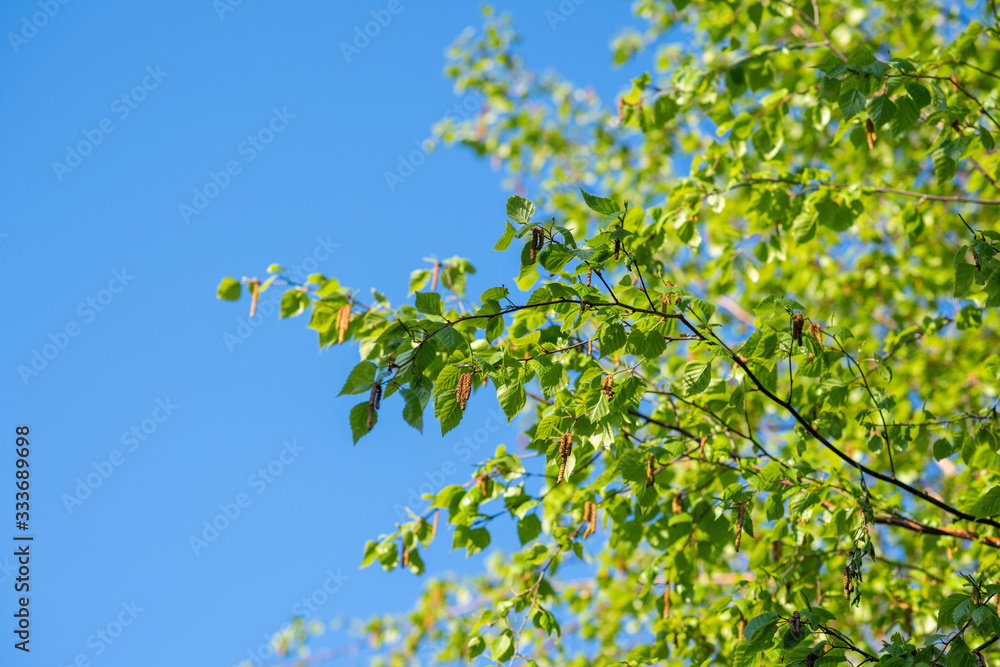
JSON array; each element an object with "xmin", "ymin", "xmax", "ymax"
[
  {"xmin": 601, "ymin": 373, "xmax": 615, "ymax": 398},
  {"xmin": 556, "ymin": 432, "xmax": 573, "ymax": 484},
  {"xmin": 792, "ymin": 311, "xmax": 804, "ymax": 346},
  {"xmin": 249, "ymin": 279, "xmax": 260, "ymax": 318},
  {"xmin": 646, "ymin": 453, "xmax": 655, "ymax": 488},
  {"xmin": 662, "ymin": 581, "xmax": 671, "ymax": 619},
  {"xmin": 366, "ymin": 381, "xmax": 382, "ymax": 430},
  {"xmin": 586, "ymin": 267, "xmax": 592, "ymax": 286},
  {"xmin": 430, "ymin": 261, "xmax": 440, "ymax": 290},
  {"xmin": 336, "ymin": 303, "xmax": 351, "ymax": 344},
  {"xmin": 456, "ymin": 372, "xmax": 473, "ymax": 411},
  {"xmin": 735, "ymin": 502, "xmax": 745, "ymax": 552}
]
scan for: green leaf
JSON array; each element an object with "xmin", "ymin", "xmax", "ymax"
[
  {"xmin": 339, "ymin": 361, "xmax": 377, "ymax": 395},
  {"xmin": 867, "ymin": 94, "xmax": 897, "ymax": 125},
  {"xmin": 361, "ymin": 539, "xmax": 380, "ymax": 568},
  {"xmin": 434, "ymin": 388, "xmax": 463, "ymax": 436},
  {"xmin": 744, "ymin": 612, "xmax": 779, "ymax": 642},
  {"xmin": 280, "ymin": 290, "xmax": 310, "ymax": 318},
  {"xmin": 905, "ymin": 80, "xmax": 931, "ymax": 108},
  {"xmin": 792, "ymin": 210, "xmax": 818, "ymax": 243},
  {"xmin": 955, "ymin": 262, "xmax": 975, "ymax": 298},
  {"xmin": 467, "ymin": 636, "xmax": 486, "ymax": 659},
  {"xmin": 599, "ymin": 323, "xmax": 627, "ymax": 356},
  {"xmin": 506, "ymin": 195, "xmax": 535, "ymax": 224},
  {"xmin": 580, "ymin": 188, "xmax": 620, "ymax": 216},
  {"xmin": 498, "ymin": 379, "xmax": 526, "ymax": 422},
  {"xmin": 891, "ymin": 95, "xmax": 919, "ymax": 135},
  {"xmin": 680, "ymin": 360, "xmax": 712, "ymax": 397},
  {"xmin": 349, "ymin": 402, "xmax": 376, "ymax": 444},
  {"xmin": 415, "ymin": 291, "xmax": 443, "ymax": 315},
  {"xmin": 495, "ymin": 221, "xmax": 517, "ymax": 251},
  {"xmin": 838, "ymin": 86, "xmax": 867, "ymax": 120},
  {"xmin": 972, "ymin": 485, "xmax": 1000, "ymax": 519},
  {"xmin": 518, "ymin": 514, "xmax": 542, "ymax": 544},
  {"xmin": 932, "ymin": 147, "xmax": 957, "ymax": 185},
  {"xmin": 217, "ymin": 277, "xmax": 241, "ymax": 301},
  {"xmin": 490, "ymin": 629, "xmax": 515, "ymax": 662}
]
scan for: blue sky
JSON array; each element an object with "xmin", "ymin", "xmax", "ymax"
[{"xmin": 1, "ymin": 1, "xmax": 643, "ymax": 665}]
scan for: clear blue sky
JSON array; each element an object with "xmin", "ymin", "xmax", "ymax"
[{"xmin": 1, "ymin": 1, "xmax": 642, "ymax": 665}]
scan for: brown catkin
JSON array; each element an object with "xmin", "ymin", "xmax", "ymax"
[
  {"xmin": 614, "ymin": 237, "xmax": 621, "ymax": 260},
  {"xmin": 530, "ymin": 227, "xmax": 544, "ymax": 261},
  {"xmin": 771, "ymin": 540, "xmax": 783, "ymax": 562},
  {"xmin": 336, "ymin": 303, "xmax": 352, "ymax": 344},
  {"xmin": 601, "ymin": 373, "xmax": 615, "ymax": 398},
  {"xmin": 646, "ymin": 453, "xmax": 656, "ymax": 488},
  {"xmin": 249, "ymin": 279, "xmax": 260, "ymax": 318},
  {"xmin": 735, "ymin": 503, "xmax": 745, "ymax": 552},
  {"xmin": 804, "ymin": 653, "xmax": 817, "ymax": 667},
  {"xmin": 430, "ymin": 261, "xmax": 441, "ymax": 290},
  {"xmin": 477, "ymin": 474, "xmax": 488, "ymax": 497},
  {"xmin": 587, "ymin": 338, "xmax": 593, "ymax": 355},
  {"xmin": 557, "ymin": 433, "xmax": 573, "ymax": 484},
  {"xmin": 791, "ymin": 311, "xmax": 804, "ymax": 346},
  {"xmin": 738, "ymin": 615, "xmax": 746, "ymax": 641},
  {"xmin": 790, "ymin": 611, "xmax": 801, "ymax": 638},
  {"xmin": 401, "ymin": 541, "xmax": 408, "ymax": 567},
  {"xmin": 456, "ymin": 372, "xmax": 473, "ymax": 411},
  {"xmin": 808, "ymin": 322, "xmax": 823, "ymax": 345},
  {"xmin": 366, "ymin": 381, "xmax": 382, "ymax": 430},
  {"xmin": 662, "ymin": 581, "xmax": 671, "ymax": 619},
  {"xmin": 672, "ymin": 494, "xmax": 683, "ymax": 514},
  {"xmin": 866, "ymin": 118, "xmax": 877, "ymax": 150},
  {"xmin": 843, "ymin": 565, "xmax": 853, "ymax": 599},
  {"xmin": 431, "ymin": 509, "xmax": 439, "ymax": 539},
  {"xmin": 588, "ymin": 502, "xmax": 597, "ymax": 536}
]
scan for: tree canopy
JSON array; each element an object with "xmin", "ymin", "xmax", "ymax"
[{"xmin": 220, "ymin": 2, "xmax": 1000, "ymax": 665}]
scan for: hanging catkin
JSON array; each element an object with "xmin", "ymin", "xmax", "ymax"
[
  {"xmin": 556, "ymin": 433, "xmax": 573, "ymax": 484},
  {"xmin": 735, "ymin": 502, "xmax": 745, "ymax": 552},
  {"xmin": 646, "ymin": 453, "xmax": 655, "ymax": 488},
  {"xmin": 366, "ymin": 381, "xmax": 382, "ymax": 430},
  {"xmin": 808, "ymin": 322, "xmax": 823, "ymax": 345},
  {"xmin": 336, "ymin": 303, "xmax": 352, "ymax": 344},
  {"xmin": 601, "ymin": 373, "xmax": 615, "ymax": 398},
  {"xmin": 249, "ymin": 279, "xmax": 260, "ymax": 317},
  {"xmin": 792, "ymin": 312, "xmax": 804, "ymax": 346},
  {"xmin": 456, "ymin": 372, "xmax": 473, "ymax": 410},
  {"xmin": 430, "ymin": 261, "xmax": 441, "ymax": 290}
]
